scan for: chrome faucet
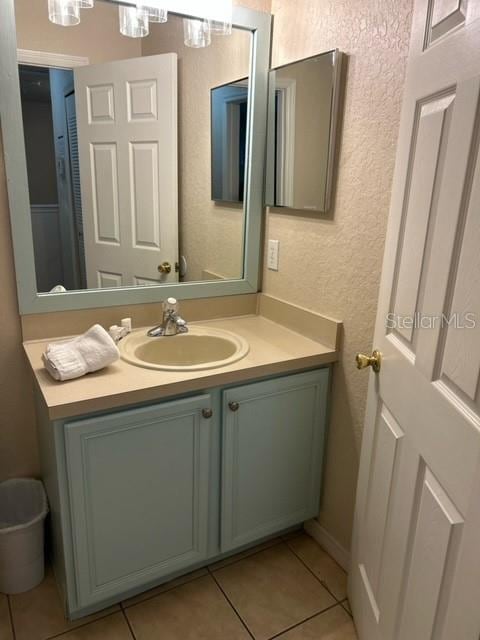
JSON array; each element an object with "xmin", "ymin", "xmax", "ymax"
[{"xmin": 147, "ymin": 298, "xmax": 188, "ymax": 337}]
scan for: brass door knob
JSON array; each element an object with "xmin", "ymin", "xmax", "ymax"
[
  {"xmin": 202, "ymin": 408, "xmax": 213, "ymax": 419},
  {"xmin": 228, "ymin": 401, "xmax": 240, "ymax": 412},
  {"xmin": 356, "ymin": 350, "xmax": 382, "ymax": 373},
  {"xmin": 158, "ymin": 262, "xmax": 172, "ymax": 274}
]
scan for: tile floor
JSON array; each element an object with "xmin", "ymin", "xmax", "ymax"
[{"xmin": 1, "ymin": 531, "xmax": 357, "ymax": 640}]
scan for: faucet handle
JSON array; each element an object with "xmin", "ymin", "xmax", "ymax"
[{"xmin": 163, "ymin": 297, "xmax": 178, "ymax": 313}]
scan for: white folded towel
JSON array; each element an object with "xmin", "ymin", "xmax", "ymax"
[{"xmin": 42, "ymin": 324, "xmax": 120, "ymax": 382}]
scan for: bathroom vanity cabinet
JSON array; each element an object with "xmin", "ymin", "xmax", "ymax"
[{"xmin": 37, "ymin": 368, "xmax": 330, "ymax": 618}]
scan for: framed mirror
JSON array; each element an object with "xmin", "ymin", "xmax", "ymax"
[
  {"xmin": 266, "ymin": 49, "xmax": 343, "ymax": 213},
  {"xmin": 0, "ymin": 1, "xmax": 271, "ymax": 313}
]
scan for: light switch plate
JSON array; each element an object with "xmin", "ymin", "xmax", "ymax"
[{"xmin": 267, "ymin": 239, "xmax": 280, "ymax": 271}]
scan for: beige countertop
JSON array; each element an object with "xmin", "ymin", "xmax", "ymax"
[{"xmin": 24, "ymin": 315, "xmax": 339, "ymax": 420}]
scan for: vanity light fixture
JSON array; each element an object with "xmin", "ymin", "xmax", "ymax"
[
  {"xmin": 208, "ymin": 19, "xmax": 232, "ymax": 36},
  {"xmin": 48, "ymin": 0, "xmax": 234, "ymax": 47},
  {"xmin": 137, "ymin": 1, "xmax": 168, "ymax": 23},
  {"xmin": 48, "ymin": 0, "xmax": 81, "ymax": 26},
  {"xmin": 183, "ymin": 18, "xmax": 212, "ymax": 48},
  {"xmin": 74, "ymin": 0, "xmax": 95, "ymax": 8},
  {"xmin": 183, "ymin": 0, "xmax": 233, "ymax": 47},
  {"xmin": 208, "ymin": 1, "xmax": 233, "ymax": 37},
  {"xmin": 119, "ymin": 5, "xmax": 150, "ymax": 38}
]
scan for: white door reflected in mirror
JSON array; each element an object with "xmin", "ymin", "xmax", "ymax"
[{"xmin": 75, "ymin": 53, "xmax": 178, "ymax": 289}]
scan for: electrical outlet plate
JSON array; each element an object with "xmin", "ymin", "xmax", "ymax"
[{"xmin": 267, "ymin": 239, "xmax": 279, "ymax": 271}]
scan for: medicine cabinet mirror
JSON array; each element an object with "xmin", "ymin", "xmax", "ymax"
[
  {"xmin": 266, "ymin": 50, "xmax": 343, "ymax": 213},
  {"xmin": 0, "ymin": 0, "xmax": 270, "ymax": 313}
]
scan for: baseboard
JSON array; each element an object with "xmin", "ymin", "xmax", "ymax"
[{"xmin": 304, "ymin": 519, "xmax": 350, "ymax": 572}]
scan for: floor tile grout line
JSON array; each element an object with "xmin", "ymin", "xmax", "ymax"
[
  {"xmin": 41, "ymin": 609, "xmax": 121, "ymax": 640},
  {"xmin": 267, "ymin": 602, "xmax": 343, "ymax": 640},
  {"xmin": 6, "ymin": 595, "xmax": 17, "ymax": 640},
  {"xmin": 121, "ymin": 608, "xmax": 137, "ymax": 640},
  {"xmin": 120, "ymin": 570, "xmax": 208, "ymax": 610},
  {"xmin": 284, "ymin": 538, "xmax": 345, "ymax": 604},
  {"xmin": 209, "ymin": 538, "xmax": 284, "ymax": 574},
  {"xmin": 207, "ymin": 567, "xmax": 256, "ymax": 640}
]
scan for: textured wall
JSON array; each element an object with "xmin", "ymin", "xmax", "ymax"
[{"xmin": 265, "ymin": 0, "xmax": 413, "ymax": 549}]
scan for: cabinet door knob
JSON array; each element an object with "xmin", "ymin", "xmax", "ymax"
[
  {"xmin": 228, "ymin": 401, "xmax": 240, "ymax": 412},
  {"xmin": 202, "ymin": 408, "xmax": 213, "ymax": 419}
]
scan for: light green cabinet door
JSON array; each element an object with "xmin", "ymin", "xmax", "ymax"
[
  {"xmin": 64, "ymin": 394, "xmax": 213, "ymax": 608},
  {"xmin": 221, "ymin": 369, "xmax": 330, "ymax": 551}
]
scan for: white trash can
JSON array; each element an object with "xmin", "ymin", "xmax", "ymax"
[{"xmin": 0, "ymin": 478, "xmax": 48, "ymax": 594}]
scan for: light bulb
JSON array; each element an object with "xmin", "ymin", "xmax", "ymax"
[
  {"xmin": 208, "ymin": 19, "xmax": 232, "ymax": 36},
  {"xmin": 137, "ymin": 1, "xmax": 167, "ymax": 23},
  {"xmin": 48, "ymin": 0, "xmax": 80, "ymax": 26},
  {"xmin": 119, "ymin": 6, "xmax": 149, "ymax": 38},
  {"xmin": 183, "ymin": 18, "xmax": 211, "ymax": 48}
]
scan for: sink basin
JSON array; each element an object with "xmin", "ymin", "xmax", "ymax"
[{"xmin": 119, "ymin": 325, "xmax": 250, "ymax": 371}]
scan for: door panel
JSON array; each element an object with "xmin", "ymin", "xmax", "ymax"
[
  {"xmin": 97, "ymin": 270, "xmax": 122, "ymax": 288},
  {"xmin": 87, "ymin": 84, "xmax": 115, "ymax": 123},
  {"xmin": 90, "ymin": 143, "xmax": 120, "ymax": 244},
  {"xmin": 127, "ymin": 79, "xmax": 158, "ymax": 121},
  {"xmin": 221, "ymin": 370, "xmax": 330, "ymax": 552},
  {"xmin": 425, "ymin": 0, "xmax": 469, "ymax": 47},
  {"xmin": 389, "ymin": 91, "xmax": 455, "ymax": 348},
  {"xmin": 395, "ymin": 466, "xmax": 463, "ymax": 640},
  {"xmin": 350, "ymin": 2, "xmax": 480, "ymax": 639},
  {"xmin": 64, "ymin": 395, "xmax": 212, "ymax": 608},
  {"xmin": 129, "ymin": 142, "xmax": 161, "ymax": 249},
  {"xmin": 359, "ymin": 405, "xmax": 404, "ymax": 614}
]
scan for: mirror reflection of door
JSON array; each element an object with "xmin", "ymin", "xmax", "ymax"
[{"xmin": 75, "ymin": 54, "xmax": 179, "ymax": 289}]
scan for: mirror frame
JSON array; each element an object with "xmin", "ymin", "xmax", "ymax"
[{"xmin": 0, "ymin": 1, "xmax": 271, "ymax": 314}]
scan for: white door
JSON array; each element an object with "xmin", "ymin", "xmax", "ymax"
[
  {"xmin": 75, "ymin": 53, "xmax": 178, "ymax": 288},
  {"xmin": 350, "ymin": 2, "xmax": 480, "ymax": 640}
]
